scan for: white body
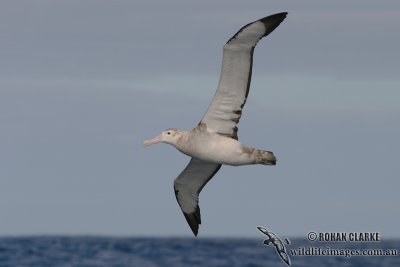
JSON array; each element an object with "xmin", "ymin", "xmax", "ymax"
[{"xmin": 176, "ymin": 131, "xmax": 254, "ymax": 166}]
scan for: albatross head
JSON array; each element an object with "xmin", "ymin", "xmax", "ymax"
[{"xmin": 143, "ymin": 128, "xmax": 181, "ymax": 147}]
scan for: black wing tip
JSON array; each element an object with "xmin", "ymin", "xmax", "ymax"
[
  {"xmin": 226, "ymin": 12, "xmax": 287, "ymax": 45},
  {"xmin": 261, "ymin": 12, "xmax": 288, "ymax": 22},
  {"xmin": 183, "ymin": 206, "xmax": 201, "ymax": 236},
  {"xmin": 257, "ymin": 226, "xmax": 269, "ymax": 235},
  {"xmin": 259, "ymin": 12, "xmax": 288, "ymax": 37}
]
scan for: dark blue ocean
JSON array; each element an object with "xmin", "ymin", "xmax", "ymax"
[{"xmin": 0, "ymin": 237, "xmax": 398, "ymax": 267}]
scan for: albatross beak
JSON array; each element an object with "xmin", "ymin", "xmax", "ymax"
[{"xmin": 143, "ymin": 134, "xmax": 162, "ymax": 147}]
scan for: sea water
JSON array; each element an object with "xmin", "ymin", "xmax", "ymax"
[{"xmin": 0, "ymin": 237, "xmax": 398, "ymax": 267}]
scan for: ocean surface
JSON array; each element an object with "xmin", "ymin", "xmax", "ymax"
[{"xmin": 0, "ymin": 237, "xmax": 398, "ymax": 267}]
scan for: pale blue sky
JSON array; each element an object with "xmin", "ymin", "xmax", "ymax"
[{"xmin": 1, "ymin": 0, "xmax": 399, "ymax": 237}]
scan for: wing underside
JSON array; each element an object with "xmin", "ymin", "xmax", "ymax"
[
  {"xmin": 174, "ymin": 158, "xmax": 221, "ymax": 236},
  {"xmin": 200, "ymin": 13, "xmax": 287, "ymax": 139}
]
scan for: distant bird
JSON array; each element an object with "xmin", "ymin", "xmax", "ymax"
[
  {"xmin": 144, "ymin": 13, "xmax": 287, "ymax": 236},
  {"xmin": 257, "ymin": 226, "xmax": 291, "ymax": 266}
]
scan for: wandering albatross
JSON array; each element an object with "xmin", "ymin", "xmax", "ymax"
[{"xmin": 144, "ymin": 12, "xmax": 287, "ymax": 236}]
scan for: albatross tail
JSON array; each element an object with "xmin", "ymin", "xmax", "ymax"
[{"xmin": 255, "ymin": 150, "xmax": 277, "ymax": 165}]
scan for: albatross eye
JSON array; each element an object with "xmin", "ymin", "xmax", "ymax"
[{"xmin": 167, "ymin": 131, "xmax": 171, "ymax": 135}]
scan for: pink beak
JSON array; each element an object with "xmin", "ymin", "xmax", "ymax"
[{"xmin": 143, "ymin": 134, "xmax": 162, "ymax": 147}]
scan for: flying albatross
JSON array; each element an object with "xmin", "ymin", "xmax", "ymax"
[{"xmin": 144, "ymin": 12, "xmax": 287, "ymax": 236}]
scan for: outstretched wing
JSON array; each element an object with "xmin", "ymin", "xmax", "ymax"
[
  {"xmin": 279, "ymin": 251, "xmax": 291, "ymax": 266},
  {"xmin": 174, "ymin": 158, "xmax": 221, "ymax": 236},
  {"xmin": 200, "ymin": 13, "xmax": 287, "ymax": 139}
]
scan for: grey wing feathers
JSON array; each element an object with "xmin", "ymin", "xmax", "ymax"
[
  {"xmin": 174, "ymin": 158, "xmax": 221, "ymax": 236},
  {"xmin": 200, "ymin": 13, "xmax": 287, "ymax": 140}
]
